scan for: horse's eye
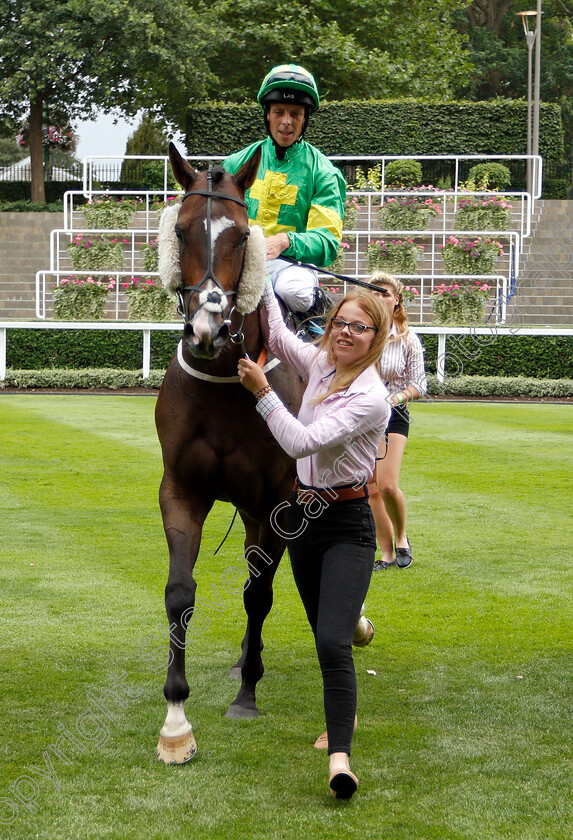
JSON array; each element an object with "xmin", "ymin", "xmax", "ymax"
[
  {"xmin": 175, "ymin": 226, "xmax": 184, "ymax": 242},
  {"xmin": 239, "ymin": 230, "xmax": 250, "ymax": 246}
]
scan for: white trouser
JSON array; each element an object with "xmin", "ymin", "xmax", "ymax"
[{"xmin": 267, "ymin": 258, "xmax": 318, "ymax": 313}]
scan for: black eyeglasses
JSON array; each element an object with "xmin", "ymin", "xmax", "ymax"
[{"xmin": 330, "ymin": 318, "xmax": 377, "ymax": 336}]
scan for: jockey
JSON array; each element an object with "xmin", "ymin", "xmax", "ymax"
[{"xmin": 223, "ymin": 63, "xmax": 346, "ymax": 316}]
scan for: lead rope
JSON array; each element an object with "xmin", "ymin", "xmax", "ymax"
[{"xmin": 213, "ymin": 508, "xmax": 239, "ymax": 556}]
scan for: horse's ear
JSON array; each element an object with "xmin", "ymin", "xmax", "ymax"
[
  {"xmin": 168, "ymin": 142, "xmax": 198, "ymax": 190},
  {"xmin": 234, "ymin": 147, "xmax": 261, "ymax": 196}
]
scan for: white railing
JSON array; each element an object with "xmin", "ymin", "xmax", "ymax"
[
  {"xmin": 331, "ymin": 274, "xmax": 510, "ymax": 325},
  {"xmin": 78, "ymin": 153, "xmax": 541, "ymax": 239},
  {"xmin": 336, "ymin": 228, "xmax": 520, "ymax": 278},
  {"xmin": 350, "ymin": 189, "xmax": 533, "ymax": 242},
  {"xmin": 29, "ymin": 153, "xmax": 537, "ymax": 324},
  {"xmin": 35, "ymin": 224, "xmax": 520, "ymax": 323},
  {"xmin": 3, "ymin": 322, "xmax": 571, "ymax": 385},
  {"xmin": 81, "ymin": 152, "xmax": 543, "ymax": 201},
  {"xmin": 63, "ymin": 190, "xmax": 176, "ymax": 233},
  {"xmin": 0, "ymin": 321, "xmax": 178, "ymax": 381},
  {"xmin": 328, "ymin": 154, "xmax": 543, "ymax": 202}
]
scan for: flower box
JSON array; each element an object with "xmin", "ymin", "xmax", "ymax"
[
  {"xmin": 454, "ymin": 196, "xmax": 512, "ymax": 231},
  {"xmin": 140, "ymin": 239, "xmax": 159, "ymax": 272},
  {"xmin": 67, "ymin": 234, "xmax": 125, "ymax": 272},
  {"xmin": 122, "ymin": 278, "xmax": 175, "ymax": 321},
  {"xmin": 366, "ymin": 238, "xmax": 422, "ymax": 274},
  {"xmin": 82, "ymin": 197, "xmax": 139, "ymax": 229},
  {"xmin": 52, "ymin": 277, "xmax": 115, "ymax": 321},
  {"xmin": 441, "ymin": 236, "xmax": 503, "ymax": 275},
  {"xmin": 431, "ymin": 280, "xmax": 490, "ymax": 325},
  {"xmin": 379, "ymin": 188, "xmax": 442, "ymax": 231},
  {"xmin": 343, "ymin": 198, "xmax": 360, "ymax": 230}
]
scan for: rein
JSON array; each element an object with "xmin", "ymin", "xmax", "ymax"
[
  {"xmin": 280, "ymin": 256, "xmax": 392, "ymax": 295},
  {"xmin": 176, "ymin": 166, "xmax": 274, "ymax": 382}
]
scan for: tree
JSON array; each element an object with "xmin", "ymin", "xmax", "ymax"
[
  {"xmin": 455, "ymin": 0, "xmax": 573, "ymax": 157},
  {"xmin": 203, "ymin": 0, "xmax": 471, "ymax": 103},
  {"xmin": 0, "ymin": 0, "xmax": 219, "ymax": 201},
  {"xmin": 120, "ymin": 111, "xmax": 172, "ymax": 183},
  {"xmin": 0, "ymin": 118, "xmax": 27, "ymax": 167}
]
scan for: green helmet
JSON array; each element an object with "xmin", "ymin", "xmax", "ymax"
[{"xmin": 257, "ymin": 64, "xmax": 320, "ymax": 113}]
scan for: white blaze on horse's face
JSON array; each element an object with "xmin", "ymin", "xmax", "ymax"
[
  {"xmin": 191, "ymin": 282, "xmax": 225, "ymax": 349},
  {"xmin": 188, "ymin": 216, "xmax": 237, "ymax": 354},
  {"xmin": 205, "ymin": 215, "xmax": 234, "ymax": 260}
]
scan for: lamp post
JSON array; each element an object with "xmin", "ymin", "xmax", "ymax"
[{"xmin": 517, "ymin": 5, "xmax": 542, "ymax": 198}]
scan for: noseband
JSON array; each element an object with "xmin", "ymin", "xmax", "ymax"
[{"xmin": 177, "ymin": 167, "xmax": 249, "ymax": 328}]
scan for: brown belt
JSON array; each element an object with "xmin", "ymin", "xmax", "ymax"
[{"xmin": 294, "ymin": 479, "xmax": 377, "ymax": 504}]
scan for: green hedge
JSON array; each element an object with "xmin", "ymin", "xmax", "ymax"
[
  {"xmin": 426, "ymin": 374, "xmax": 573, "ymax": 398},
  {"xmin": 3, "ymin": 368, "xmax": 166, "ymax": 390},
  {"xmin": 5, "ymin": 330, "xmax": 573, "ymax": 380},
  {"xmin": 419, "ymin": 334, "xmax": 573, "ymax": 379},
  {"xmin": 3, "ymin": 369, "xmax": 571, "ymax": 397},
  {"xmin": 6, "ymin": 329, "xmax": 180, "ymax": 370},
  {"xmin": 0, "ymin": 181, "xmax": 83, "ymax": 203},
  {"xmin": 185, "ymin": 99, "xmax": 564, "ymax": 166}
]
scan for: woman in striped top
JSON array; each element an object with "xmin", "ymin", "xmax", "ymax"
[{"xmin": 367, "ymin": 272, "xmax": 427, "ymax": 571}]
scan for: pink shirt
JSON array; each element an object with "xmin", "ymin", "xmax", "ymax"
[{"xmin": 257, "ymin": 286, "xmax": 390, "ymax": 489}]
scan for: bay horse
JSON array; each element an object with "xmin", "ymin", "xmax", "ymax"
[{"xmin": 154, "ymin": 143, "xmax": 305, "ymax": 763}]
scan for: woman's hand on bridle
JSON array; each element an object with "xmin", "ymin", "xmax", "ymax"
[{"xmin": 238, "ymin": 358, "xmax": 268, "ymax": 394}]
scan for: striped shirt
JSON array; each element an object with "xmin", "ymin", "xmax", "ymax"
[
  {"xmin": 257, "ymin": 286, "xmax": 390, "ymax": 489},
  {"xmin": 379, "ymin": 324, "xmax": 427, "ymax": 397}
]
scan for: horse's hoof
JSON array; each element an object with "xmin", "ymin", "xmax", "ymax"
[
  {"xmin": 352, "ymin": 617, "xmax": 375, "ymax": 647},
  {"xmin": 225, "ymin": 703, "xmax": 259, "ymax": 719},
  {"xmin": 229, "ymin": 665, "xmax": 242, "ymax": 680},
  {"xmin": 156, "ymin": 729, "xmax": 197, "ymax": 764}
]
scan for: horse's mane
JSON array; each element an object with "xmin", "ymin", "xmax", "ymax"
[{"xmin": 158, "ymin": 203, "xmax": 267, "ymax": 315}]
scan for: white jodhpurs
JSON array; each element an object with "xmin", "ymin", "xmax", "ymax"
[{"xmin": 267, "ymin": 258, "xmax": 318, "ymax": 313}]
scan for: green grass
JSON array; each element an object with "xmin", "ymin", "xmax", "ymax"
[{"xmin": 0, "ymin": 396, "xmax": 571, "ymax": 839}]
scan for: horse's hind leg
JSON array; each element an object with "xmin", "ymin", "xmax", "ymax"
[
  {"xmin": 226, "ymin": 515, "xmax": 285, "ymax": 719},
  {"xmin": 157, "ymin": 475, "xmax": 213, "ymax": 763}
]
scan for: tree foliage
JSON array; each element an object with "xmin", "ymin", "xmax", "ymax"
[
  {"xmin": 0, "ymin": 0, "xmax": 219, "ymax": 199},
  {"xmin": 204, "ymin": 0, "xmax": 471, "ymax": 102},
  {"xmin": 455, "ymin": 0, "xmax": 573, "ymax": 156}
]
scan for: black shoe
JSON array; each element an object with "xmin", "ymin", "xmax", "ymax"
[
  {"xmin": 308, "ymin": 285, "xmax": 334, "ymax": 318},
  {"xmin": 373, "ymin": 559, "xmax": 396, "ymax": 571},
  {"xmin": 395, "ymin": 537, "xmax": 413, "ymax": 569}
]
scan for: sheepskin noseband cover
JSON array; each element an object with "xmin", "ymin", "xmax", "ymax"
[{"xmin": 158, "ymin": 202, "xmax": 268, "ymax": 315}]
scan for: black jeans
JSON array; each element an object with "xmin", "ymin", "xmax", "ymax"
[{"xmin": 286, "ymin": 493, "xmax": 376, "ymax": 755}]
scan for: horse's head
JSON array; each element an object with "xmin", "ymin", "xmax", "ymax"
[{"xmin": 161, "ymin": 142, "xmax": 263, "ymax": 360}]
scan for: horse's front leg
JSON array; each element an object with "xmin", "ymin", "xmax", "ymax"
[
  {"xmin": 226, "ymin": 514, "xmax": 285, "ymax": 719},
  {"xmin": 157, "ymin": 473, "xmax": 213, "ymax": 763}
]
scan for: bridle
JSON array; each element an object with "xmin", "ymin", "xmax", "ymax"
[{"xmin": 176, "ymin": 165, "xmax": 249, "ymax": 345}]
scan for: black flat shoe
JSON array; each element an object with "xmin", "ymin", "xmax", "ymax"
[
  {"xmin": 373, "ymin": 558, "xmax": 396, "ymax": 571},
  {"xmin": 329, "ymin": 770, "xmax": 358, "ymax": 799},
  {"xmin": 395, "ymin": 536, "xmax": 413, "ymax": 569}
]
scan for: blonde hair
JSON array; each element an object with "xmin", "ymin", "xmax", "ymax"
[
  {"xmin": 368, "ymin": 271, "xmax": 410, "ymax": 341},
  {"xmin": 313, "ymin": 289, "xmax": 390, "ymax": 403}
]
